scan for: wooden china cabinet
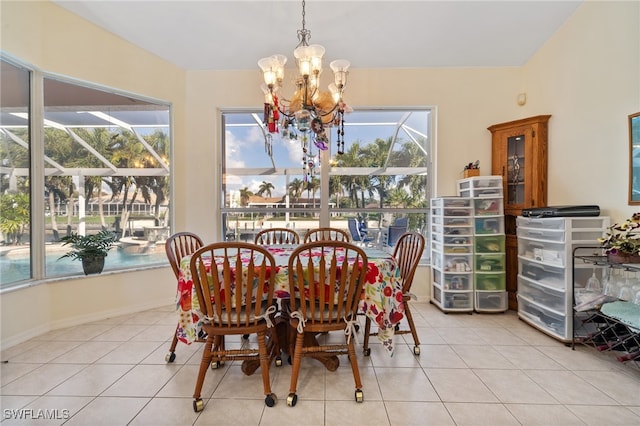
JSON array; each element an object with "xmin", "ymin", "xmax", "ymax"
[{"xmin": 488, "ymin": 115, "xmax": 551, "ymax": 310}]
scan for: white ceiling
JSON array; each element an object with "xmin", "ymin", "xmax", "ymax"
[{"xmin": 51, "ymin": 0, "xmax": 583, "ymax": 71}]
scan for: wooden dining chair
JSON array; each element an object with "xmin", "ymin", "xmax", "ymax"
[
  {"xmin": 286, "ymin": 241, "xmax": 368, "ymax": 407},
  {"xmin": 191, "ymin": 242, "xmax": 280, "ymax": 412},
  {"xmin": 164, "ymin": 231, "xmax": 204, "ymax": 363},
  {"xmin": 363, "ymin": 232, "xmax": 425, "ymax": 356},
  {"xmin": 303, "ymin": 227, "xmax": 351, "ymax": 243},
  {"xmin": 254, "ymin": 227, "xmax": 300, "ymax": 245}
]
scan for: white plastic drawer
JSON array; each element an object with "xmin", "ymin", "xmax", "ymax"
[
  {"xmin": 432, "ymin": 240, "xmax": 472, "ymax": 254},
  {"xmin": 433, "ymin": 269, "xmax": 473, "ymax": 291},
  {"xmin": 442, "ymin": 254, "xmax": 473, "ymax": 273},
  {"xmin": 441, "ymin": 225, "xmax": 473, "ymax": 237},
  {"xmin": 443, "ymin": 292, "xmax": 472, "ymax": 310},
  {"xmin": 431, "ymin": 197, "xmax": 471, "ymax": 208},
  {"xmin": 457, "ymin": 176, "xmax": 502, "ymax": 191},
  {"xmin": 473, "ymin": 198, "xmax": 504, "ymax": 216},
  {"xmin": 517, "ymin": 295, "xmax": 567, "ymax": 336},
  {"xmin": 517, "ymin": 226, "xmax": 565, "ymax": 242},
  {"xmin": 518, "ymin": 276, "xmax": 565, "ymax": 311},
  {"xmin": 475, "ymin": 291, "xmax": 507, "ymax": 311},
  {"xmin": 519, "ymin": 258, "xmax": 566, "ymax": 290},
  {"xmin": 443, "ymin": 208, "xmax": 474, "ymax": 217},
  {"xmin": 443, "ymin": 217, "xmax": 473, "ymax": 227},
  {"xmin": 517, "ymin": 217, "xmax": 566, "ymax": 230},
  {"xmin": 518, "ymin": 239, "xmax": 565, "ymax": 266},
  {"xmin": 459, "ymin": 187, "xmax": 503, "ymax": 198}
]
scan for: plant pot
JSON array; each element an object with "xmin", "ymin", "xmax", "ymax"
[
  {"xmin": 607, "ymin": 252, "xmax": 640, "ymax": 264},
  {"xmin": 82, "ymin": 255, "xmax": 106, "ymax": 275}
]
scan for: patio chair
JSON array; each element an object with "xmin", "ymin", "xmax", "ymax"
[
  {"xmin": 254, "ymin": 227, "xmax": 300, "ymax": 245},
  {"xmin": 191, "ymin": 242, "xmax": 280, "ymax": 412},
  {"xmin": 347, "ymin": 218, "xmax": 373, "ymax": 246},
  {"xmin": 164, "ymin": 231, "xmax": 204, "ymax": 363},
  {"xmin": 303, "ymin": 227, "xmax": 351, "ymax": 243},
  {"xmin": 286, "ymin": 241, "xmax": 368, "ymax": 406},
  {"xmin": 363, "ymin": 232, "xmax": 425, "ymax": 356},
  {"xmin": 385, "ymin": 225, "xmax": 407, "ymax": 248}
]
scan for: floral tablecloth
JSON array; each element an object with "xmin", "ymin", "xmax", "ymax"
[{"xmin": 175, "ymin": 245, "xmax": 405, "ymax": 355}]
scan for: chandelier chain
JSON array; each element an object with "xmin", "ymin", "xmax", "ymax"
[{"xmin": 297, "ymin": 0, "xmax": 310, "ymax": 46}]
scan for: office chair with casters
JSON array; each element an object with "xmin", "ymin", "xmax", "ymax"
[
  {"xmin": 303, "ymin": 227, "xmax": 351, "ymax": 243},
  {"xmin": 286, "ymin": 241, "xmax": 368, "ymax": 407},
  {"xmin": 363, "ymin": 232, "xmax": 425, "ymax": 356},
  {"xmin": 164, "ymin": 231, "xmax": 204, "ymax": 363},
  {"xmin": 190, "ymin": 242, "xmax": 280, "ymax": 412},
  {"xmin": 254, "ymin": 228, "xmax": 300, "ymax": 245}
]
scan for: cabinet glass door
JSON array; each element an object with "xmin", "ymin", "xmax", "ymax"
[{"xmin": 506, "ymin": 134, "xmax": 525, "ymax": 208}]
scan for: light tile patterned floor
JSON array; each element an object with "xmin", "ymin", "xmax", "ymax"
[{"xmin": 1, "ymin": 303, "xmax": 639, "ymax": 425}]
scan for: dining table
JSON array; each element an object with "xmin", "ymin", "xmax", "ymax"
[{"xmin": 173, "ymin": 244, "xmax": 406, "ymax": 369}]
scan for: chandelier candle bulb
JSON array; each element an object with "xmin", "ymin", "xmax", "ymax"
[{"xmin": 257, "ymin": 0, "xmax": 351, "ymax": 173}]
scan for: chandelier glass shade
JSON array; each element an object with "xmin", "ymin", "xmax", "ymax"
[{"xmin": 258, "ymin": 0, "xmax": 351, "ymax": 185}]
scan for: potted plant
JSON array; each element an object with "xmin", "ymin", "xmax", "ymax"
[
  {"xmin": 598, "ymin": 213, "xmax": 640, "ymax": 263},
  {"xmin": 59, "ymin": 229, "xmax": 118, "ymax": 274}
]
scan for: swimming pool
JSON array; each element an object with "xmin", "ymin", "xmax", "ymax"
[{"xmin": 1, "ymin": 247, "xmax": 168, "ymax": 287}]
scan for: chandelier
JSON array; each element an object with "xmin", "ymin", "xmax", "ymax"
[{"xmin": 258, "ymin": 0, "xmax": 351, "ymax": 183}]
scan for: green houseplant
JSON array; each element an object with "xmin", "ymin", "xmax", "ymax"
[
  {"xmin": 598, "ymin": 213, "xmax": 640, "ymax": 262},
  {"xmin": 59, "ymin": 230, "xmax": 118, "ymax": 274}
]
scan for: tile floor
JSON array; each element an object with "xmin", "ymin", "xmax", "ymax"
[{"xmin": 1, "ymin": 302, "xmax": 639, "ymax": 426}]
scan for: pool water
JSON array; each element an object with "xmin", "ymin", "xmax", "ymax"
[{"xmin": 1, "ymin": 248, "xmax": 168, "ymax": 286}]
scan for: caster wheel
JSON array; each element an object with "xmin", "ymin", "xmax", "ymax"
[
  {"xmin": 210, "ymin": 361, "xmax": 220, "ymax": 369},
  {"xmin": 354, "ymin": 324, "xmax": 360, "ymax": 332},
  {"xmin": 394, "ymin": 324, "xmax": 400, "ymax": 332},
  {"xmin": 286, "ymin": 393, "xmax": 298, "ymax": 407},
  {"xmin": 242, "ymin": 334, "xmax": 250, "ymax": 340},
  {"xmin": 355, "ymin": 389, "xmax": 364, "ymax": 403},
  {"xmin": 275, "ymin": 357, "xmax": 283, "ymax": 367},
  {"xmin": 193, "ymin": 398, "xmax": 204, "ymax": 412},
  {"xmin": 363, "ymin": 348, "xmax": 371, "ymax": 356},
  {"xmin": 413, "ymin": 346, "xmax": 420, "ymax": 355},
  {"xmin": 265, "ymin": 393, "xmax": 277, "ymax": 407},
  {"xmin": 165, "ymin": 352, "xmax": 176, "ymax": 363}
]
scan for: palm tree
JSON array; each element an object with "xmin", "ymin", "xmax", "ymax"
[
  {"xmin": 239, "ymin": 187, "xmax": 253, "ymax": 207},
  {"xmin": 307, "ymin": 176, "xmax": 320, "ymax": 208},
  {"xmin": 288, "ymin": 178, "xmax": 304, "ymax": 203},
  {"xmin": 361, "ymin": 137, "xmax": 395, "ymax": 208},
  {"xmin": 257, "ymin": 181, "xmax": 274, "ymax": 198}
]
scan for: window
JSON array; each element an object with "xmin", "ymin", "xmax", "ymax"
[
  {"xmin": 0, "ymin": 58, "xmax": 31, "ymax": 284},
  {"xmin": 221, "ymin": 109, "xmax": 431, "ymax": 255},
  {"xmin": 0, "ymin": 56, "xmax": 172, "ymax": 289}
]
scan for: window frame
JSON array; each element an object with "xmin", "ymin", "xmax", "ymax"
[
  {"xmin": 220, "ymin": 107, "xmax": 433, "ymax": 261},
  {"xmin": 0, "ymin": 54, "xmax": 174, "ymax": 290}
]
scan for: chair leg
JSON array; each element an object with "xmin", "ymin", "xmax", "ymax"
[
  {"xmin": 287, "ymin": 332, "xmax": 305, "ymax": 407},
  {"xmin": 192, "ymin": 336, "xmax": 215, "ymax": 412},
  {"xmin": 347, "ymin": 335, "xmax": 364, "ymax": 403},
  {"xmin": 404, "ymin": 302, "xmax": 421, "ymax": 355},
  {"xmin": 166, "ymin": 325, "xmax": 179, "ymax": 363},
  {"xmin": 257, "ymin": 330, "xmax": 277, "ymax": 407},
  {"xmin": 362, "ymin": 317, "xmax": 372, "ymax": 356}
]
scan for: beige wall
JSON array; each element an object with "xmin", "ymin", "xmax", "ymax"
[
  {"xmin": 1, "ymin": 1, "xmax": 639, "ymax": 346},
  {"xmin": 523, "ymin": 1, "xmax": 640, "ymax": 221}
]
